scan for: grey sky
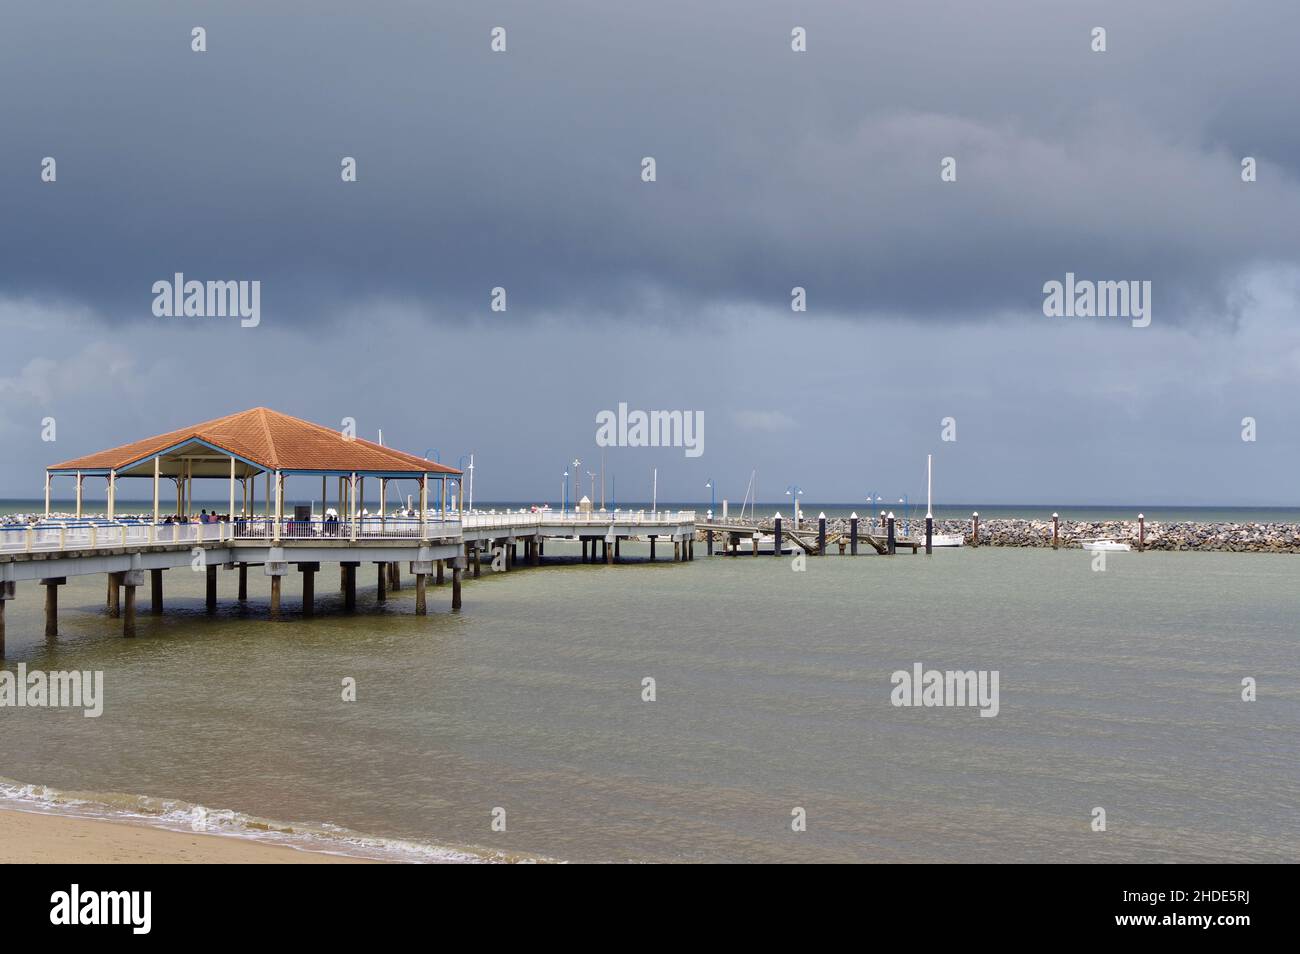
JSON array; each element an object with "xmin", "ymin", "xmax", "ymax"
[{"xmin": 2, "ymin": 1, "xmax": 1298, "ymax": 505}]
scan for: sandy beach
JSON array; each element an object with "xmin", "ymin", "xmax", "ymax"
[{"xmin": 0, "ymin": 808, "xmax": 377, "ymax": 864}]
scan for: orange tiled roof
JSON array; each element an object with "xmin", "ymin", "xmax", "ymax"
[{"xmin": 47, "ymin": 407, "xmax": 460, "ymax": 475}]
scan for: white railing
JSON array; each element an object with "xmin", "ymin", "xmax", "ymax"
[
  {"xmin": 0, "ymin": 516, "xmax": 462, "ymax": 554},
  {"xmin": 231, "ymin": 517, "xmax": 459, "ymax": 541},
  {"xmin": 0, "ymin": 511, "xmax": 695, "ymax": 555},
  {"xmin": 462, "ymin": 510, "xmax": 695, "ymax": 529}
]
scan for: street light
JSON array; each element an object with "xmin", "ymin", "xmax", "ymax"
[
  {"xmin": 705, "ymin": 479, "xmax": 715, "ymax": 514},
  {"xmin": 456, "ymin": 454, "xmax": 473, "ymax": 512},
  {"xmin": 899, "ymin": 495, "xmax": 910, "ymax": 537},
  {"xmin": 785, "ymin": 485, "xmax": 805, "ymax": 529},
  {"xmin": 563, "ymin": 468, "xmax": 570, "ymax": 515}
]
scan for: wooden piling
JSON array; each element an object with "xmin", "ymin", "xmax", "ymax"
[
  {"xmin": 473, "ymin": 543, "xmax": 481, "ymax": 578},
  {"xmin": 107, "ymin": 572, "xmax": 121, "ymax": 618},
  {"xmin": 42, "ymin": 577, "xmax": 64, "ymax": 637},
  {"xmin": 706, "ymin": 529, "xmax": 714, "ymax": 555},
  {"xmin": 0, "ymin": 583, "xmax": 14, "ymax": 656},
  {"xmin": 649, "ymin": 537, "xmax": 656, "ymax": 561},
  {"xmin": 452, "ymin": 565, "xmax": 462, "ymax": 610},
  {"xmin": 415, "ymin": 573, "xmax": 427, "ymax": 615},
  {"xmin": 391, "ymin": 562, "xmax": 402, "ymax": 591},
  {"xmin": 436, "ymin": 559, "xmax": 445, "ymax": 585},
  {"xmin": 887, "ymin": 515, "xmax": 896, "ymax": 555},
  {"xmin": 925, "ymin": 516, "xmax": 933, "ymax": 555},
  {"xmin": 1052, "ymin": 513, "xmax": 1059, "ymax": 549},
  {"xmin": 205, "ymin": 564, "xmax": 217, "ymax": 613},
  {"xmin": 773, "ymin": 516, "xmax": 783, "ymax": 556},
  {"xmin": 849, "ymin": 513, "xmax": 858, "ymax": 555},
  {"xmin": 342, "ymin": 562, "xmax": 358, "ymax": 612},
  {"xmin": 376, "ymin": 562, "xmax": 387, "ymax": 602},
  {"xmin": 971, "ymin": 512, "xmax": 979, "ymax": 548},
  {"xmin": 614, "ymin": 537, "xmax": 621, "ymax": 562},
  {"xmin": 123, "ymin": 583, "xmax": 137, "ymax": 637},
  {"xmin": 1138, "ymin": 513, "xmax": 1145, "ymax": 552},
  {"xmin": 818, "ymin": 513, "xmax": 827, "ymax": 555},
  {"xmin": 152, "ymin": 568, "xmax": 165, "ymax": 613},
  {"xmin": 270, "ymin": 575, "xmax": 282, "ymax": 620},
  {"xmin": 300, "ymin": 563, "xmax": 317, "ymax": 618}
]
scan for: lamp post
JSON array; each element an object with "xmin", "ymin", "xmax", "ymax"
[
  {"xmin": 573, "ymin": 459, "xmax": 582, "ymax": 512},
  {"xmin": 899, "ymin": 495, "xmax": 910, "ymax": 537},
  {"xmin": 706, "ymin": 479, "xmax": 715, "ymax": 514},
  {"xmin": 457, "ymin": 455, "xmax": 473, "ymax": 512},
  {"xmin": 785, "ymin": 485, "xmax": 804, "ymax": 530},
  {"xmin": 562, "ymin": 468, "xmax": 570, "ymax": 515}
]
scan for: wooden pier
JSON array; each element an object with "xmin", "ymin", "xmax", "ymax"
[{"xmin": 0, "ymin": 408, "xmax": 695, "ymax": 654}]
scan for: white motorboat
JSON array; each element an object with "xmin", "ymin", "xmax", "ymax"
[
  {"xmin": 929, "ymin": 533, "xmax": 964, "ymax": 547},
  {"xmin": 1082, "ymin": 540, "xmax": 1131, "ymax": 552}
]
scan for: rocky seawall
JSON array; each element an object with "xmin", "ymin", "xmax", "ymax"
[{"xmin": 710, "ymin": 517, "xmax": 1300, "ymax": 553}]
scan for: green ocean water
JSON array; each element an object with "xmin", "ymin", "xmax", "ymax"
[{"xmin": 0, "ymin": 542, "xmax": 1296, "ymax": 862}]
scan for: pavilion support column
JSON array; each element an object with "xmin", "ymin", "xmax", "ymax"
[
  {"xmin": 206, "ymin": 564, "xmax": 217, "ymax": 613},
  {"xmin": 376, "ymin": 563, "xmax": 387, "ymax": 602},
  {"xmin": 76, "ymin": 472, "xmax": 83, "ymax": 518},
  {"xmin": 299, "ymin": 563, "xmax": 318, "ymax": 619},
  {"xmin": 42, "ymin": 577, "xmax": 65, "ymax": 638},
  {"xmin": 122, "ymin": 582, "xmax": 137, "ymax": 638},
  {"xmin": 153, "ymin": 456, "xmax": 160, "ymax": 526},
  {"xmin": 107, "ymin": 573, "xmax": 121, "ymax": 618},
  {"xmin": 238, "ymin": 564, "xmax": 248, "ymax": 601},
  {"xmin": 151, "ymin": 569, "xmax": 164, "ymax": 614},
  {"xmin": 44, "ymin": 471, "xmax": 51, "ymax": 518},
  {"xmin": 452, "ymin": 563, "xmax": 462, "ymax": 611}
]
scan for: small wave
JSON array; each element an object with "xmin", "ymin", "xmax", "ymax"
[{"xmin": 0, "ymin": 775, "xmax": 547, "ymax": 864}]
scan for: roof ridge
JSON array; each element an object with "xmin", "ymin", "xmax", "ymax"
[{"xmin": 256, "ymin": 407, "xmax": 279, "ymax": 470}]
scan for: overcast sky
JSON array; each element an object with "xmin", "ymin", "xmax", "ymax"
[{"xmin": 2, "ymin": 1, "xmax": 1299, "ymax": 505}]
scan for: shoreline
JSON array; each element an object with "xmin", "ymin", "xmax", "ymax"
[
  {"xmin": 0, "ymin": 777, "xmax": 490, "ymax": 864},
  {"xmin": 0, "ymin": 807, "xmax": 379, "ymax": 864}
]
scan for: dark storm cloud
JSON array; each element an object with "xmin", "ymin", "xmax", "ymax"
[{"xmin": 2, "ymin": 0, "xmax": 1298, "ymax": 329}]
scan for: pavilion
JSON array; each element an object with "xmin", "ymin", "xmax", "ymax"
[{"xmin": 44, "ymin": 407, "xmax": 461, "ymax": 526}]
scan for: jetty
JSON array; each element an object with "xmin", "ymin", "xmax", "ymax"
[
  {"xmin": 697, "ymin": 513, "xmax": 923, "ymax": 556},
  {"xmin": 0, "ymin": 408, "xmax": 695, "ymax": 654}
]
